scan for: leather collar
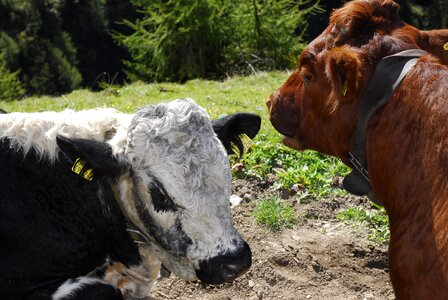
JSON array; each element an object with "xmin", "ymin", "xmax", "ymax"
[{"xmin": 343, "ymin": 49, "xmax": 427, "ymax": 205}]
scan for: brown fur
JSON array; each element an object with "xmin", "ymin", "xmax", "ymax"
[{"xmin": 267, "ymin": 0, "xmax": 448, "ymax": 298}]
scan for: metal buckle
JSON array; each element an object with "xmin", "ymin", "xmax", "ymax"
[{"xmin": 348, "ymin": 152, "xmax": 370, "ymax": 182}]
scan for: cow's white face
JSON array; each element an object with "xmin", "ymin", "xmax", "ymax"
[
  {"xmin": 117, "ymin": 99, "xmax": 253, "ymax": 283},
  {"xmin": 47, "ymin": 98, "xmax": 258, "ymax": 284}
]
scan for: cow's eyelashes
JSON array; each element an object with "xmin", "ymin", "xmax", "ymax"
[
  {"xmin": 302, "ymin": 73, "xmax": 313, "ymax": 83},
  {"xmin": 149, "ymin": 182, "xmax": 178, "ymax": 212},
  {"xmin": 300, "ymin": 67, "xmax": 314, "ymax": 84}
]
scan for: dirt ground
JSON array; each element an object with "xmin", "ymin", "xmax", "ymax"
[{"xmin": 150, "ymin": 178, "xmax": 395, "ymax": 300}]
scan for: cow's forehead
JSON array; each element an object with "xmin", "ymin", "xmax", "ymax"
[
  {"xmin": 125, "ymin": 99, "xmax": 231, "ymax": 204},
  {"xmin": 126, "ymin": 98, "xmax": 225, "ymax": 166}
]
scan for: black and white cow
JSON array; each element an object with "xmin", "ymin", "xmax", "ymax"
[{"xmin": 0, "ymin": 98, "xmax": 261, "ymax": 300}]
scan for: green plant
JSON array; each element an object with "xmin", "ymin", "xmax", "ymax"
[
  {"xmin": 0, "ymin": 53, "xmax": 24, "ymax": 101},
  {"xmin": 252, "ymin": 196, "xmax": 296, "ymax": 231},
  {"xmin": 337, "ymin": 204, "xmax": 390, "ymax": 245},
  {"xmin": 235, "ymin": 141, "xmax": 350, "ymax": 198},
  {"xmin": 115, "ymin": 0, "xmax": 322, "ymax": 82}
]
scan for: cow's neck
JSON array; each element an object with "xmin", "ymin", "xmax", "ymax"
[
  {"xmin": 111, "ymin": 176, "xmax": 153, "ymax": 245},
  {"xmin": 342, "ymin": 49, "xmax": 426, "ymax": 205},
  {"xmin": 366, "ymin": 71, "xmax": 448, "ymax": 292}
]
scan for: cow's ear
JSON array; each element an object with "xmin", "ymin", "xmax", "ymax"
[
  {"xmin": 212, "ymin": 113, "xmax": 261, "ymax": 156},
  {"xmin": 325, "ymin": 47, "xmax": 361, "ymax": 111},
  {"xmin": 56, "ymin": 135, "xmax": 126, "ymax": 178}
]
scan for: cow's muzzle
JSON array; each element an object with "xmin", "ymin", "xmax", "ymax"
[
  {"xmin": 195, "ymin": 241, "xmax": 252, "ymax": 284},
  {"xmin": 266, "ymin": 93, "xmax": 299, "ymax": 138}
]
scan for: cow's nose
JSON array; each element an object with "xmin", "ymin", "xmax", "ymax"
[
  {"xmin": 196, "ymin": 242, "xmax": 252, "ymax": 284},
  {"xmin": 218, "ymin": 242, "xmax": 251, "ymax": 282}
]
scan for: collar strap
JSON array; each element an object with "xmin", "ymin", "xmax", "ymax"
[{"xmin": 343, "ymin": 49, "xmax": 426, "ymax": 205}]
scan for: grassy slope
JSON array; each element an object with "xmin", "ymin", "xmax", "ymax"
[{"xmin": 0, "ymin": 71, "xmax": 285, "ymax": 140}]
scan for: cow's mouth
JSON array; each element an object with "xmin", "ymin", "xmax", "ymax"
[
  {"xmin": 160, "ymin": 264, "xmax": 171, "ymax": 278},
  {"xmin": 282, "ymin": 135, "xmax": 304, "ymax": 151}
]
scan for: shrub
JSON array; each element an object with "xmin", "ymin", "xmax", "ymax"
[{"xmin": 0, "ymin": 53, "xmax": 24, "ymax": 101}]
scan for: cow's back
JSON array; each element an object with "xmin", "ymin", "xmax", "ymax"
[{"xmin": 0, "ymin": 138, "xmax": 140, "ymax": 299}]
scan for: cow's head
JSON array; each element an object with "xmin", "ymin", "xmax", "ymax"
[
  {"xmin": 266, "ymin": 0, "xmax": 447, "ymax": 163},
  {"xmin": 56, "ymin": 98, "xmax": 261, "ymax": 284}
]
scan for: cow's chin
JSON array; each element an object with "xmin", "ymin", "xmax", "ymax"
[
  {"xmin": 151, "ymin": 244, "xmax": 198, "ymax": 282},
  {"xmin": 282, "ymin": 135, "xmax": 304, "ymax": 151}
]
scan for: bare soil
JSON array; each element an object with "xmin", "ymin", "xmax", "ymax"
[{"xmin": 150, "ymin": 178, "xmax": 395, "ymax": 300}]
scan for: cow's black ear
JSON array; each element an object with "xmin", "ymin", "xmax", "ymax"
[
  {"xmin": 212, "ymin": 113, "xmax": 261, "ymax": 155},
  {"xmin": 56, "ymin": 135, "xmax": 125, "ymax": 178}
]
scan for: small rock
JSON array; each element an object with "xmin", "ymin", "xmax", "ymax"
[
  {"xmin": 248, "ymin": 279, "xmax": 255, "ymax": 288},
  {"xmin": 230, "ymin": 195, "xmax": 243, "ymax": 208},
  {"xmin": 306, "ymin": 295, "xmax": 311, "ymax": 299}
]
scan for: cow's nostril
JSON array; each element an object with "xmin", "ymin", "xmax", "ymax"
[
  {"xmin": 196, "ymin": 242, "xmax": 252, "ymax": 284},
  {"xmin": 220, "ymin": 264, "xmax": 237, "ymax": 282},
  {"xmin": 218, "ymin": 245, "xmax": 252, "ymax": 282}
]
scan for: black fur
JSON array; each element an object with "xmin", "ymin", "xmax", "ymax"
[
  {"xmin": 149, "ymin": 178, "xmax": 178, "ymax": 212},
  {"xmin": 212, "ymin": 113, "xmax": 261, "ymax": 155},
  {"xmin": 0, "ymin": 138, "xmax": 140, "ymax": 299}
]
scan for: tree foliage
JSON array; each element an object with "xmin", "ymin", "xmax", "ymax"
[
  {"xmin": 115, "ymin": 0, "xmax": 322, "ymax": 82},
  {"xmin": 0, "ymin": 0, "xmax": 137, "ymax": 96},
  {"xmin": 0, "ymin": 53, "xmax": 24, "ymax": 101},
  {"xmin": 1, "ymin": 0, "xmax": 446, "ymax": 97}
]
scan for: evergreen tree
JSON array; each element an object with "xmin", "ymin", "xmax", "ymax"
[
  {"xmin": 0, "ymin": 0, "xmax": 137, "ymax": 95},
  {"xmin": 0, "ymin": 53, "xmax": 24, "ymax": 101},
  {"xmin": 116, "ymin": 0, "xmax": 321, "ymax": 82}
]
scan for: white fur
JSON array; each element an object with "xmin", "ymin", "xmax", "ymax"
[
  {"xmin": 52, "ymin": 277, "xmax": 109, "ymax": 300},
  {"xmin": 0, "ymin": 108, "xmax": 132, "ymax": 160},
  {"xmin": 125, "ymin": 99, "xmax": 242, "ymax": 275}
]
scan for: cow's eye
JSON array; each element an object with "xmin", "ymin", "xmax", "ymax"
[
  {"xmin": 149, "ymin": 182, "xmax": 178, "ymax": 212},
  {"xmin": 302, "ymin": 73, "xmax": 313, "ymax": 83}
]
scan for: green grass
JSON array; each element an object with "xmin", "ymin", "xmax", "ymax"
[
  {"xmin": 235, "ymin": 142, "xmax": 350, "ymax": 198},
  {"xmin": 337, "ymin": 205, "xmax": 390, "ymax": 245},
  {"xmin": 252, "ymin": 197, "xmax": 296, "ymax": 231}
]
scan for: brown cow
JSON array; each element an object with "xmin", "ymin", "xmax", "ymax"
[{"xmin": 267, "ymin": 0, "xmax": 448, "ymax": 299}]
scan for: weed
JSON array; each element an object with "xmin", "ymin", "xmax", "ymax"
[
  {"xmin": 235, "ymin": 141, "xmax": 350, "ymax": 198},
  {"xmin": 337, "ymin": 205, "xmax": 390, "ymax": 245},
  {"xmin": 252, "ymin": 197, "xmax": 296, "ymax": 231}
]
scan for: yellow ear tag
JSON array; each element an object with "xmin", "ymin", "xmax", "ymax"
[
  {"xmin": 342, "ymin": 80, "xmax": 349, "ymax": 96},
  {"xmin": 230, "ymin": 134, "xmax": 254, "ymax": 157},
  {"xmin": 443, "ymin": 42, "xmax": 448, "ymax": 51},
  {"xmin": 71, "ymin": 158, "xmax": 94, "ymax": 181}
]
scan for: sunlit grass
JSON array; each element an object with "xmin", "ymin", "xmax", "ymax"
[
  {"xmin": 337, "ymin": 205, "xmax": 390, "ymax": 245},
  {"xmin": 252, "ymin": 197, "xmax": 296, "ymax": 231}
]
